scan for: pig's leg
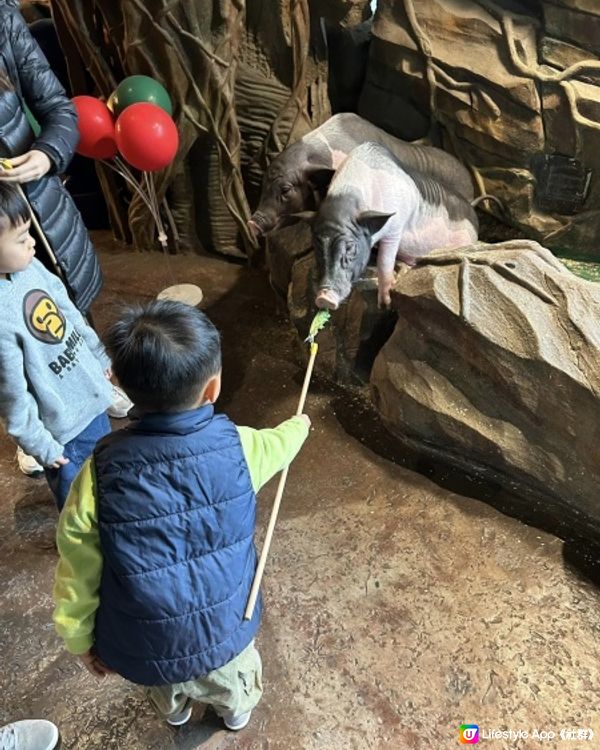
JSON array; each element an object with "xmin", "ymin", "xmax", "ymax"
[{"xmin": 376, "ymin": 238, "xmax": 401, "ymax": 308}]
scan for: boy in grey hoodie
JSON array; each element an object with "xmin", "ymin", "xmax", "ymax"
[{"xmin": 0, "ymin": 182, "xmax": 112, "ymax": 509}]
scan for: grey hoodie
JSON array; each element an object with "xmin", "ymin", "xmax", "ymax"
[{"xmin": 0, "ymin": 258, "xmax": 112, "ymax": 464}]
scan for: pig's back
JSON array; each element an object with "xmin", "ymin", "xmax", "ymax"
[
  {"xmin": 328, "ymin": 141, "xmax": 420, "ymax": 218},
  {"xmin": 306, "ymin": 113, "xmax": 474, "ymax": 200},
  {"xmin": 329, "ymin": 142, "xmax": 478, "ymax": 259}
]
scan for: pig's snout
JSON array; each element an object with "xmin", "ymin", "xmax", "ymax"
[
  {"xmin": 247, "ymin": 218, "xmax": 262, "ymax": 237},
  {"xmin": 248, "ymin": 210, "xmax": 276, "ymax": 237},
  {"xmin": 315, "ymin": 289, "xmax": 340, "ymax": 311}
]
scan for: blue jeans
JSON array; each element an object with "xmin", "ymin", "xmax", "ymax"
[{"xmin": 45, "ymin": 412, "xmax": 111, "ymax": 511}]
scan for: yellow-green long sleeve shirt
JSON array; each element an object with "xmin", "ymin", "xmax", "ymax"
[{"xmin": 53, "ymin": 416, "xmax": 309, "ymax": 655}]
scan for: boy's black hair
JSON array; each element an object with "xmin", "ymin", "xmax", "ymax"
[
  {"xmin": 104, "ymin": 300, "xmax": 222, "ymax": 413},
  {"xmin": 0, "ymin": 182, "xmax": 30, "ymax": 230}
]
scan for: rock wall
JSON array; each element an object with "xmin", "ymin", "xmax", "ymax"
[
  {"xmin": 370, "ymin": 240, "xmax": 600, "ymax": 545},
  {"xmin": 359, "ymin": 0, "xmax": 600, "ymax": 259}
]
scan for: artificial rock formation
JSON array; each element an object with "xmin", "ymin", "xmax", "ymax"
[
  {"xmin": 359, "ymin": 0, "xmax": 600, "ymax": 258},
  {"xmin": 370, "ymin": 240, "xmax": 600, "ymax": 544}
]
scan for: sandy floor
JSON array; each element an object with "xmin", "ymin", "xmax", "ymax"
[{"xmin": 0, "ymin": 236, "xmax": 598, "ymax": 749}]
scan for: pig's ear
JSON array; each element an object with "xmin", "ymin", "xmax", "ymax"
[
  {"xmin": 356, "ymin": 211, "xmax": 395, "ymax": 235},
  {"xmin": 306, "ymin": 166, "xmax": 336, "ymax": 190},
  {"xmin": 290, "ymin": 211, "xmax": 317, "ymax": 225}
]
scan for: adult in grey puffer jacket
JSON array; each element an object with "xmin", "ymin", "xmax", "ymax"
[{"xmin": 0, "ymin": 6, "xmax": 102, "ymax": 313}]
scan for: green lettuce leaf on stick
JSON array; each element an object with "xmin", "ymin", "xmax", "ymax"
[{"xmin": 306, "ymin": 309, "xmax": 331, "ymax": 343}]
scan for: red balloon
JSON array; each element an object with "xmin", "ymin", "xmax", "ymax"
[
  {"xmin": 115, "ymin": 102, "xmax": 178, "ymax": 172},
  {"xmin": 72, "ymin": 96, "xmax": 117, "ymax": 160}
]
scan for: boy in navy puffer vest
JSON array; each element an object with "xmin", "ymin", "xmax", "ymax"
[{"xmin": 53, "ymin": 300, "xmax": 310, "ymax": 731}]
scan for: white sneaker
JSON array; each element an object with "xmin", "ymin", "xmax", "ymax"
[
  {"xmin": 107, "ymin": 384, "xmax": 133, "ymax": 419},
  {"xmin": 0, "ymin": 719, "xmax": 60, "ymax": 750},
  {"xmin": 223, "ymin": 710, "xmax": 252, "ymax": 731},
  {"xmin": 16, "ymin": 447, "xmax": 44, "ymax": 476},
  {"xmin": 166, "ymin": 706, "xmax": 192, "ymax": 726}
]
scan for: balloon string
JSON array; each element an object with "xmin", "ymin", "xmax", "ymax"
[
  {"xmin": 116, "ymin": 157, "xmax": 163, "ymax": 233},
  {"xmin": 101, "ymin": 158, "xmax": 176, "ymax": 288},
  {"xmin": 145, "ymin": 170, "xmax": 176, "ymax": 287},
  {"xmin": 101, "ymin": 158, "xmax": 158, "ymax": 221},
  {"xmin": 143, "ymin": 171, "xmax": 167, "ymax": 245},
  {"xmin": 162, "ymin": 197, "xmax": 180, "ymax": 245}
]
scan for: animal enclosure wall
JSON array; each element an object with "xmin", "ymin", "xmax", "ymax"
[
  {"xmin": 359, "ymin": 0, "xmax": 600, "ymax": 259},
  {"xmin": 54, "ymin": 1, "xmax": 600, "ymax": 260}
]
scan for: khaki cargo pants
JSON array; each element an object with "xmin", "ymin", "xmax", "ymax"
[{"xmin": 146, "ymin": 641, "xmax": 263, "ymax": 722}]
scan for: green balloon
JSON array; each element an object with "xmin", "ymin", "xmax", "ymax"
[{"xmin": 112, "ymin": 75, "xmax": 173, "ymax": 117}]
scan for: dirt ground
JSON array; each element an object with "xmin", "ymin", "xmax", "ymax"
[{"xmin": 1, "ymin": 235, "xmax": 599, "ymax": 750}]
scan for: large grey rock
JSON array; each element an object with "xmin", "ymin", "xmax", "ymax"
[{"xmin": 371, "ymin": 240, "xmax": 600, "ymax": 545}]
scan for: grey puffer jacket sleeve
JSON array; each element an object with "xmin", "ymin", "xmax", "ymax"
[{"xmin": 6, "ymin": 8, "xmax": 78, "ymax": 173}]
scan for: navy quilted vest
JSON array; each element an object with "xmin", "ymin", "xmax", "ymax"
[{"xmin": 93, "ymin": 405, "xmax": 262, "ymax": 686}]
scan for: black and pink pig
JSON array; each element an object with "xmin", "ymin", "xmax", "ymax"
[{"xmin": 294, "ymin": 142, "xmax": 478, "ymax": 309}]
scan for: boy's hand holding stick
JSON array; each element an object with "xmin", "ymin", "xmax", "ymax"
[{"xmin": 244, "ymin": 310, "xmax": 330, "ymax": 620}]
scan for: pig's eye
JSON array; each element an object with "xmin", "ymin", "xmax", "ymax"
[
  {"xmin": 280, "ymin": 186, "xmax": 292, "ymax": 200},
  {"xmin": 340, "ymin": 243, "xmax": 357, "ymax": 269},
  {"xmin": 346, "ymin": 244, "xmax": 357, "ymax": 260}
]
